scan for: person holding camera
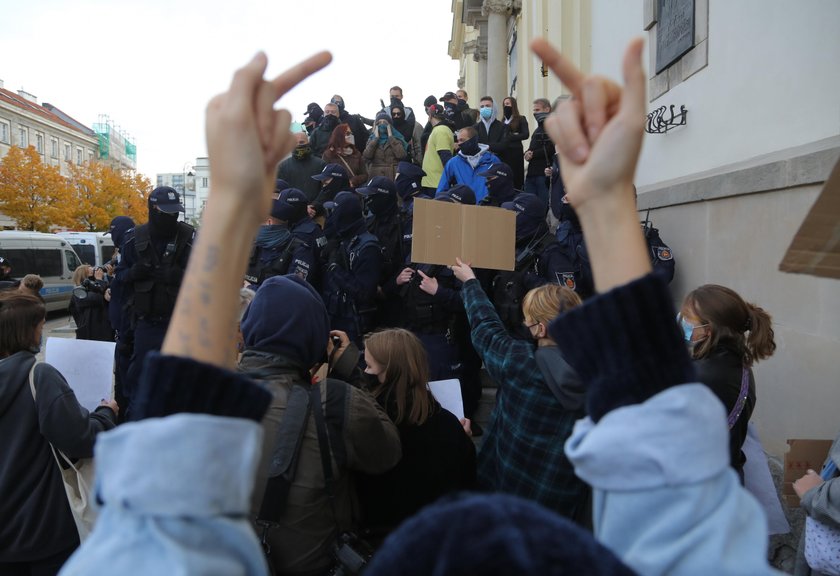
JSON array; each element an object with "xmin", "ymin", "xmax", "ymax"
[{"xmin": 69, "ymin": 264, "xmax": 114, "ymax": 342}]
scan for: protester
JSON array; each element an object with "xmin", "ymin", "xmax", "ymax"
[
  {"xmin": 330, "ymin": 94, "xmax": 372, "ymax": 158},
  {"xmin": 0, "ymin": 255, "xmax": 20, "ymax": 290},
  {"xmin": 524, "ymin": 98, "xmax": 553, "ymax": 203},
  {"xmin": 679, "ymin": 284, "xmax": 776, "ymax": 483},
  {"xmin": 363, "ymin": 112, "xmax": 408, "ymax": 180},
  {"xmin": 388, "ymin": 98, "xmax": 423, "ymax": 165},
  {"xmin": 18, "ymin": 273, "xmax": 44, "ymax": 302},
  {"xmin": 69, "ymin": 264, "xmax": 114, "ymax": 342},
  {"xmin": 322, "ymin": 122, "xmax": 368, "ymax": 188},
  {"xmin": 0, "ymin": 291, "xmax": 117, "ymax": 575},
  {"xmin": 498, "ymin": 96, "xmax": 530, "ymax": 189},
  {"xmin": 475, "ymin": 96, "xmax": 505, "ymax": 154},
  {"xmin": 420, "ymin": 104, "xmax": 455, "ymax": 194},
  {"xmin": 456, "ymin": 89, "xmax": 479, "ymax": 124},
  {"xmin": 239, "ymin": 275, "xmax": 401, "ymax": 574},
  {"xmin": 436, "ymin": 126, "xmax": 501, "ymax": 203},
  {"xmin": 357, "ymin": 328, "xmax": 476, "ymax": 541},
  {"xmin": 276, "ymin": 130, "xmax": 326, "ymax": 202},
  {"xmin": 310, "ymin": 101, "xmax": 341, "ymax": 157}
]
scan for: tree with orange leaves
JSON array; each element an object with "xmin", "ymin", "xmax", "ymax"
[
  {"xmin": 0, "ymin": 145, "xmax": 75, "ymax": 231},
  {"xmin": 67, "ymin": 162, "xmax": 149, "ymax": 230}
]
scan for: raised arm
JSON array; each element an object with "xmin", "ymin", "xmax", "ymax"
[{"xmin": 161, "ymin": 51, "xmax": 332, "ymax": 369}]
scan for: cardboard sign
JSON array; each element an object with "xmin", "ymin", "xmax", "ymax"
[
  {"xmin": 411, "ymin": 198, "xmax": 516, "ymax": 271},
  {"xmin": 782, "ymin": 438, "xmax": 833, "ymax": 508},
  {"xmin": 779, "ymin": 157, "xmax": 840, "ymax": 278}
]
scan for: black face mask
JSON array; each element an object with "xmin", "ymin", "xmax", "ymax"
[
  {"xmin": 293, "ymin": 145, "xmax": 311, "ymax": 160},
  {"xmin": 322, "ymin": 178, "xmax": 347, "ymax": 200},
  {"xmin": 503, "ymin": 105, "xmax": 513, "ymax": 118},
  {"xmin": 366, "ymin": 193, "xmax": 396, "ymax": 217},
  {"xmin": 322, "ymin": 115, "xmax": 339, "ymax": 130},
  {"xmin": 534, "ymin": 112, "xmax": 549, "ymax": 124},
  {"xmin": 148, "ymin": 208, "xmax": 179, "ymax": 238},
  {"xmin": 459, "ymin": 136, "xmax": 480, "ymax": 157}
]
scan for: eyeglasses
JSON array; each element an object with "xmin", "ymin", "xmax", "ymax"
[{"xmin": 523, "ymin": 320, "xmax": 540, "ymax": 330}]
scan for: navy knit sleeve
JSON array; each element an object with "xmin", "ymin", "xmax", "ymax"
[
  {"xmin": 548, "ymin": 273, "xmax": 695, "ymax": 422},
  {"xmin": 131, "ymin": 352, "xmax": 271, "ymax": 422}
]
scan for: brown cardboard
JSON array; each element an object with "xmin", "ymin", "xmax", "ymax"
[
  {"xmin": 411, "ymin": 198, "xmax": 516, "ymax": 270},
  {"xmin": 782, "ymin": 438, "xmax": 832, "ymax": 508},
  {"xmin": 779, "ymin": 157, "xmax": 840, "ymax": 278}
]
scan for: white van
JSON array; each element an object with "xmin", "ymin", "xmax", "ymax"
[
  {"xmin": 0, "ymin": 231, "xmax": 84, "ymax": 312},
  {"xmin": 57, "ymin": 231, "xmax": 115, "ymax": 268}
]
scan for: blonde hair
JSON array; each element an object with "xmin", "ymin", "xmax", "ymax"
[
  {"xmin": 72, "ymin": 265, "xmax": 91, "ymax": 287},
  {"xmin": 364, "ymin": 329, "xmax": 436, "ymax": 426},
  {"xmin": 522, "ymin": 284, "xmax": 581, "ymax": 327}
]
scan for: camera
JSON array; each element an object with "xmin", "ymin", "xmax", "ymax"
[
  {"xmin": 328, "ymin": 532, "xmax": 372, "ymax": 576},
  {"xmin": 73, "ymin": 279, "xmax": 105, "ymax": 300}
]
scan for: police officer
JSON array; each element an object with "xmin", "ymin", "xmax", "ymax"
[
  {"xmin": 477, "ymin": 162, "xmax": 518, "ymax": 207},
  {"xmin": 118, "ymin": 187, "xmax": 193, "ymax": 417},
  {"xmin": 320, "ymin": 191, "xmax": 382, "ymax": 347},
  {"xmin": 493, "ymin": 193, "xmax": 567, "ymax": 340},
  {"xmin": 311, "ymin": 163, "xmax": 351, "ymax": 206},
  {"xmin": 104, "ymin": 215, "xmax": 136, "ymax": 421},
  {"xmin": 246, "ymin": 188, "xmax": 318, "ymax": 289},
  {"xmin": 285, "ymin": 188, "xmax": 328, "ymax": 291},
  {"xmin": 395, "ymin": 161, "xmax": 430, "ymax": 260}
]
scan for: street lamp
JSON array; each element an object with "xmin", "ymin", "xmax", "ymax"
[{"xmin": 182, "ymin": 161, "xmax": 195, "ymax": 222}]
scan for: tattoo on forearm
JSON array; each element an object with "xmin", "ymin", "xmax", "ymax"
[{"xmin": 203, "ymin": 245, "xmax": 219, "ymax": 273}]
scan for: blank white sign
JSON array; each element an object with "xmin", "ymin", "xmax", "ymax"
[{"xmin": 45, "ymin": 337, "xmax": 115, "ymax": 412}]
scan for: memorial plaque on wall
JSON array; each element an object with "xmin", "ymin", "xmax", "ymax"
[{"xmin": 656, "ymin": 0, "xmax": 695, "ymax": 74}]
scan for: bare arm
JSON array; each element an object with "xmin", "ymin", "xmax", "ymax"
[{"xmin": 161, "ymin": 51, "xmax": 332, "ymax": 368}]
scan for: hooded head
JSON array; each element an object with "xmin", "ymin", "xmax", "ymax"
[
  {"xmin": 357, "ymin": 176, "xmax": 398, "ymax": 217},
  {"xmin": 502, "ymin": 193, "xmax": 548, "ymax": 241},
  {"xmin": 240, "ymin": 275, "xmax": 329, "ymax": 368},
  {"xmin": 108, "ymin": 216, "xmax": 136, "ymax": 249},
  {"xmin": 395, "ymin": 161, "xmax": 426, "ymax": 201},
  {"xmin": 329, "ymin": 191, "xmax": 366, "ymax": 238}
]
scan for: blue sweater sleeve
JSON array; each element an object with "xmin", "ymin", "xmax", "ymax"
[{"xmin": 548, "ymin": 273, "xmax": 694, "ymax": 422}]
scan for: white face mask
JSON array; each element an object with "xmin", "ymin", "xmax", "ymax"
[{"xmin": 346, "ymin": 134, "xmax": 355, "ymax": 146}]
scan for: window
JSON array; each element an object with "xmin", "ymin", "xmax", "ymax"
[
  {"xmin": 18, "ymin": 127, "xmax": 28, "ymax": 148},
  {"xmin": 88, "ymin": 151, "xmax": 94, "ymax": 163},
  {"xmin": 76, "ymin": 148, "xmax": 83, "ymax": 164},
  {"xmin": 64, "ymin": 250, "xmax": 81, "ymax": 273},
  {"xmin": 50, "ymin": 138, "xmax": 58, "ymax": 158},
  {"xmin": 36, "ymin": 133, "xmax": 44, "ymax": 154},
  {"xmin": 64, "ymin": 143, "xmax": 71, "ymax": 161},
  {"xmin": 202, "ymin": 177, "xmax": 208, "ymax": 188},
  {"xmin": 33, "ymin": 249, "xmax": 62, "ymax": 277},
  {"xmin": 0, "ymin": 120, "xmax": 9, "ymax": 144},
  {"xmin": 72, "ymin": 244, "xmax": 95, "ymax": 266},
  {"xmin": 101, "ymin": 245, "xmax": 115, "ymax": 267}
]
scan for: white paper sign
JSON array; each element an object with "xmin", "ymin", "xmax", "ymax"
[
  {"xmin": 45, "ymin": 338, "xmax": 115, "ymax": 412},
  {"xmin": 427, "ymin": 379, "xmax": 464, "ymax": 421}
]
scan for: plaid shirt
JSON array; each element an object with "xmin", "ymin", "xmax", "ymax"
[{"xmin": 461, "ymin": 279, "xmax": 587, "ymax": 517}]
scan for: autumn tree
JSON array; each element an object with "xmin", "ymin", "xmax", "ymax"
[
  {"xmin": 0, "ymin": 146, "xmax": 76, "ymax": 231},
  {"xmin": 67, "ymin": 162, "xmax": 150, "ymax": 230}
]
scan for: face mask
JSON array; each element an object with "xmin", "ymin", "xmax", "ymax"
[
  {"xmin": 149, "ymin": 208, "xmax": 179, "ymax": 237},
  {"xmin": 378, "ymin": 124, "xmax": 388, "ymax": 135},
  {"xmin": 322, "ymin": 115, "xmax": 339, "ymax": 130},
  {"xmin": 345, "ymin": 134, "xmax": 355, "ymax": 146},
  {"xmin": 534, "ymin": 112, "xmax": 548, "ymax": 124},
  {"xmin": 479, "ymin": 106, "xmax": 493, "ymax": 120},
  {"xmin": 293, "ymin": 144, "xmax": 311, "ymax": 160},
  {"xmin": 678, "ymin": 314, "xmax": 708, "ymax": 343},
  {"xmin": 332, "ymin": 99, "xmax": 345, "ymax": 112},
  {"xmin": 503, "ymin": 105, "xmax": 513, "ymax": 118},
  {"xmin": 459, "ymin": 136, "xmax": 480, "ymax": 157}
]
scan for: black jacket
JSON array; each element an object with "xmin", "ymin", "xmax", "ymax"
[
  {"xmin": 69, "ymin": 280, "xmax": 114, "ymax": 342},
  {"xmin": 694, "ymin": 343, "xmax": 755, "ymax": 479},
  {"xmin": 0, "ymin": 352, "xmax": 116, "ymax": 562}
]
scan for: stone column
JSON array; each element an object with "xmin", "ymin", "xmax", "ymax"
[
  {"xmin": 475, "ymin": 44, "xmax": 488, "ymax": 99},
  {"xmin": 483, "ymin": 0, "xmax": 512, "ymax": 107}
]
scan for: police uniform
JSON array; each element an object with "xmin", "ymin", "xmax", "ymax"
[{"xmin": 117, "ymin": 188, "xmax": 193, "ymax": 417}]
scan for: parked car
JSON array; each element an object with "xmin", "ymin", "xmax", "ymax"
[{"xmin": 57, "ymin": 231, "xmax": 116, "ymax": 269}]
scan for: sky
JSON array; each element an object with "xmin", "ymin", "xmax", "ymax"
[{"xmin": 0, "ymin": 0, "xmax": 461, "ymax": 181}]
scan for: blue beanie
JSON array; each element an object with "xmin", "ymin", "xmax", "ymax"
[
  {"xmin": 240, "ymin": 275, "xmax": 329, "ymax": 368},
  {"xmin": 367, "ymin": 493, "xmax": 636, "ymax": 576}
]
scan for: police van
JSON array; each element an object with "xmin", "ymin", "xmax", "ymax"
[
  {"xmin": 57, "ymin": 231, "xmax": 115, "ymax": 268},
  {"xmin": 0, "ymin": 231, "xmax": 84, "ymax": 312}
]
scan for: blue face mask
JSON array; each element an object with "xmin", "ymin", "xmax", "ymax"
[
  {"xmin": 677, "ymin": 314, "xmax": 708, "ymax": 343},
  {"xmin": 480, "ymin": 106, "xmax": 493, "ymax": 120}
]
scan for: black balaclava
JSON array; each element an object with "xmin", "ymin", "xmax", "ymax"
[
  {"xmin": 148, "ymin": 206, "xmax": 179, "ymax": 238},
  {"xmin": 391, "ymin": 99, "xmax": 413, "ymax": 141},
  {"xmin": 459, "ymin": 136, "xmax": 480, "ymax": 157},
  {"xmin": 486, "ymin": 176, "xmax": 516, "ymax": 204},
  {"xmin": 366, "ymin": 192, "xmax": 398, "ymax": 218},
  {"xmin": 321, "ymin": 114, "xmax": 340, "ymax": 132},
  {"xmin": 332, "ymin": 192, "xmax": 366, "ymax": 239},
  {"xmin": 108, "ymin": 216, "xmax": 136, "ymax": 249},
  {"xmin": 320, "ymin": 177, "xmax": 350, "ymax": 204}
]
